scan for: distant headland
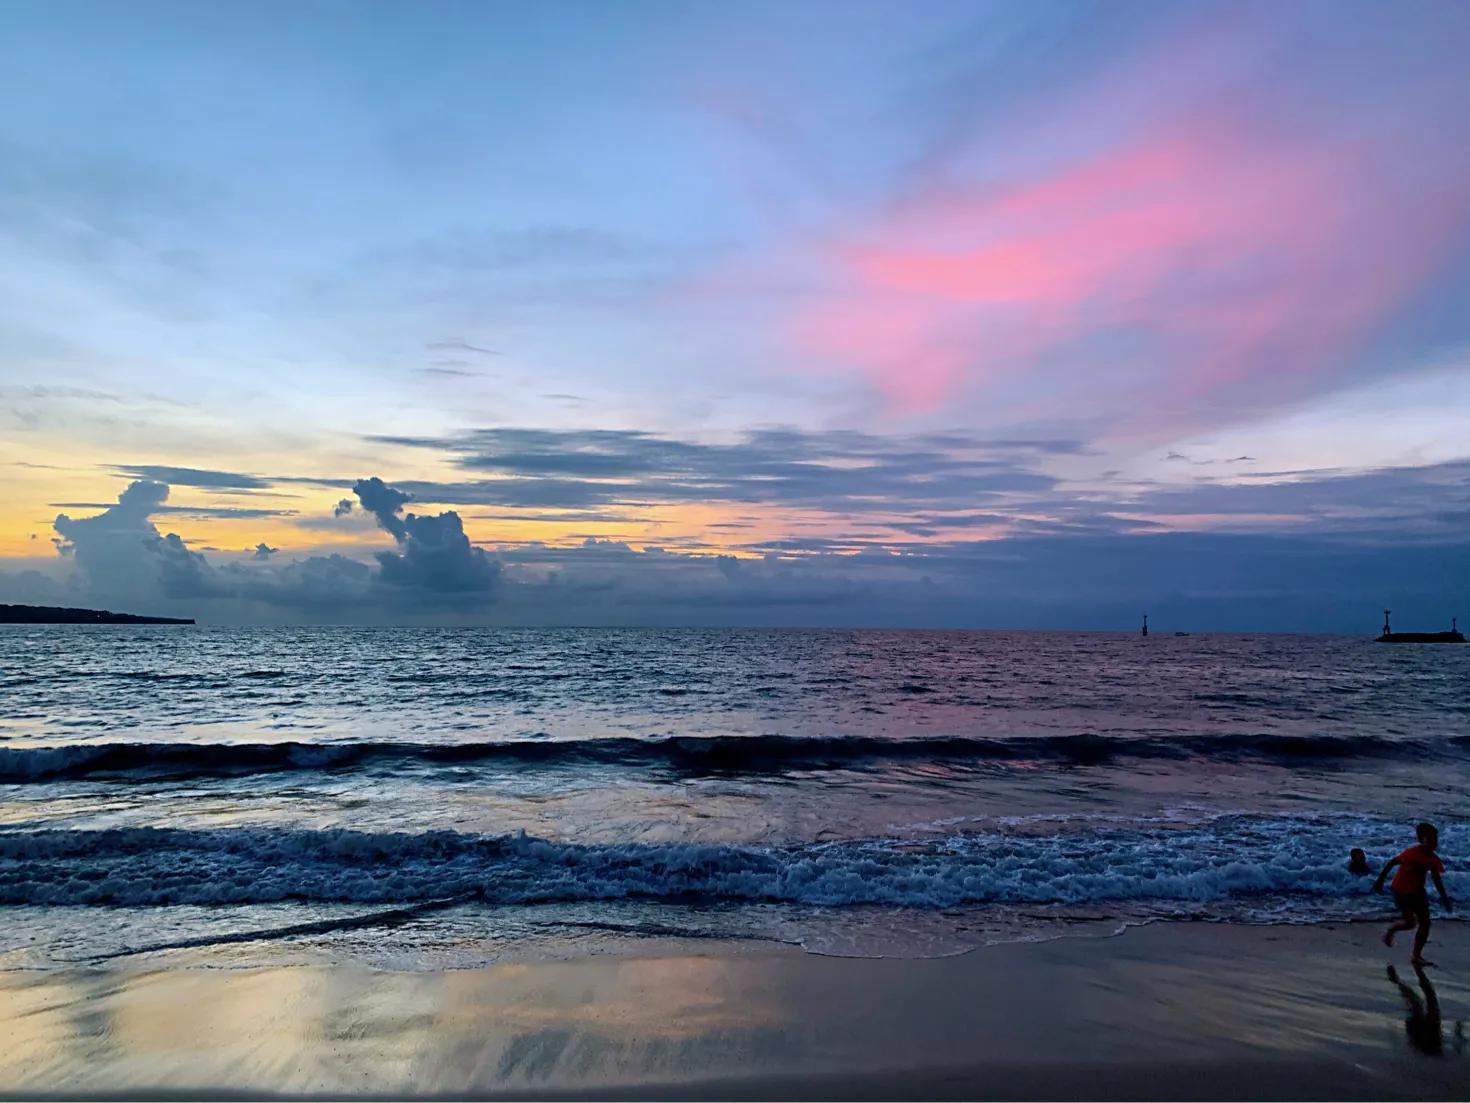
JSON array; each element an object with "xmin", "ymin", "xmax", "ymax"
[{"xmin": 0, "ymin": 603, "xmax": 195, "ymax": 626}]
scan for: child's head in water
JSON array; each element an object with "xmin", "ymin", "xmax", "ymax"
[
  {"xmin": 1417, "ymin": 823, "xmax": 1439, "ymax": 850},
  {"xmin": 1349, "ymin": 847, "xmax": 1370, "ymax": 874}
]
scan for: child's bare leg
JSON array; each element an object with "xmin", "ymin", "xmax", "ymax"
[
  {"xmin": 1384, "ymin": 913, "xmax": 1416, "ymax": 946},
  {"xmin": 1411, "ymin": 917, "xmax": 1432, "ymax": 964}
]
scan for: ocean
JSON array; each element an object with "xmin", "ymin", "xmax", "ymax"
[{"xmin": 1, "ymin": 626, "xmax": 1465, "ymax": 966}]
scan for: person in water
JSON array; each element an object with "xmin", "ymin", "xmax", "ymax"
[
  {"xmin": 1348, "ymin": 848, "xmax": 1371, "ymax": 875},
  {"xmin": 1374, "ymin": 822, "xmax": 1453, "ymax": 965}
]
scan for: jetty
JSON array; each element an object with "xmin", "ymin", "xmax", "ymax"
[
  {"xmin": 0, "ymin": 603, "xmax": 195, "ymax": 625},
  {"xmin": 1375, "ymin": 610, "xmax": 1464, "ymax": 644}
]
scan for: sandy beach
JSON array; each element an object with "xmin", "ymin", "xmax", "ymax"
[{"xmin": 2, "ymin": 920, "xmax": 1465, "ymax": 1100}]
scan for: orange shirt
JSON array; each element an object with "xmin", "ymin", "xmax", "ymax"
[{"xmin": 1390, "ymin": 845, "xmax": 1445, "ymax": 894}]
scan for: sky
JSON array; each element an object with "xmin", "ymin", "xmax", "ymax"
[{"xmin": 2, "ymin": 0, "xmax": 1468, "ymax": 629}]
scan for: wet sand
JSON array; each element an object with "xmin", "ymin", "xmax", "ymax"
[{"xmin": 1, "ymin": 921, "xmax": 1466, "ymax": 1100}]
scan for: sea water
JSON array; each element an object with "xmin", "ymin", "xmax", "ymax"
[{"xmin": 1, "ymin": 626, "xmax": 1465, "ymax": 965}]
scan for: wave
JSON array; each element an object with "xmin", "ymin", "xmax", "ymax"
[
  {"xmin": 1, "ymin": 816, "xmax": 1463, "ymax": 909},
  {"xmin": 1, "ymin": 731, "xmax": 1464, "ymax": 784}
]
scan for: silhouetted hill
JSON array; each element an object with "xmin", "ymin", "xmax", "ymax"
[{"xmin": 0, "ymin": 603, "xmax": 194, "ymax": 625}]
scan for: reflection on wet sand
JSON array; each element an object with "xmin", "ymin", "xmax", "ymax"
[
  {"xmin": 0, "ymin": 923, "xmax": 1466, "ymax": 1099},
  {"xmin": 0, "ymin": 953, "xmax": 795, "ymax": 1096},
  {"xmin": 1387, "ymin": 964, "xmax": 1467, "ymax": 1058}
]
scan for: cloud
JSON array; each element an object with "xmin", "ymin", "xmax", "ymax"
[
  {"xmin": 106, "ymin": 465, "xmax": 271, "ymax": 489},
  {"xmin": 352, "ymin": 477, "xmax": 412, "ymax": 541},
  {"xmin": 792, "ymin": 125, "xmax": 1468, "ymax": 413},
  {"xmin": 477, "ymin": 526, "xmax": 1469, "ymax": 632},
  {"xmin": 426, "ymin": 339, "xmax": 499, "ymax": 357},
  {"xmin": 49, "ymin": 482, "xmax": 228, "ymax": 602},
  {"xmin": 227, "ymin": 553, "xmax": 373, "ymax": 611},
  {"xmin": 341, "ymin": 425, "xmax": 1470, "ymax": 548},
  {"xmin": 0, "ymin": 566, "xmax": 67, "ymax": 606},
  {"xmin": 469, "ymin": 510, "xmax": 659, "ymax": 524},
  {"xmin": 1163, "ymin": 452, "xmax": 1257, "ymax": 467},
  {"xmin": 747, "ymin": 9, "xmax": 1470, "ymax": 419},
  {"xmin": 52, "ymin": 480, "xmax": 178, "ymax": 596},
  {"xmin": 14, "ymin": 466, "xmax": 1469, "ymax": 630},
  {"xmin": 49, "ymin": 502, "xmax": 294, "ymax": 520},
  {"xmin": 15, "ymin": 422, "xmax": 1470, "ymax": 627},
  {"xmin": 351, "ymin": 477, "xmax": 500, "ymax": 594},
  {"xmin": 370, "ymin": 426, "xmax": 1066, "ymax": 514},
  {"xmin": 151, "ymin": 531, "xmax": 221, "ymax": 598},
  {"xmin": 1123, "ymin": 459, "xmax": 1470, "ymax": 539},
  {"xmin": 377, "ymin": 511, "xmax": 500, "ymax": 593},
  {"xmin": 43, "ymin": 476, "xmax": 500, "ymax": 615}
]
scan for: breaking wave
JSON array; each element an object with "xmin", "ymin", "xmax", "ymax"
[
  {"xmin": 2, "ymin": 815, "xmax": 1462, "ymax": 911},
  {"xmin": 3, "ymin": 731, "xmax": 1462, "ymax": 783}
]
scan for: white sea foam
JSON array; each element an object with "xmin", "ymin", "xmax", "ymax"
[{"xmin": 1, "ymin": 815, "xmax": 1461, "ymax": 913}]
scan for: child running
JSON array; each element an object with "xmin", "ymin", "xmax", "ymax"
[{"xmin": 1375, "ymin": 822, "xmax": 1453, "ymax": 965}]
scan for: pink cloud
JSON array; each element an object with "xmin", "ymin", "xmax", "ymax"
[{"xmin": 787, "ymin": 116, "xmax": 1470, "ymax": 415}]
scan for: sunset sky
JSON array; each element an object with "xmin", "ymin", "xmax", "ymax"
[{"xmin": 3, "ymin": 0, "xmax": 1468, "ymax": 628}]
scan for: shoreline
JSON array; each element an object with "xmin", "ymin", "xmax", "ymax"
[{"xmin": 3, "ymin": 920, "xmax": 1466, "ymax": 1100}]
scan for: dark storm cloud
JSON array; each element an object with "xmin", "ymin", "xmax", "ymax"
[
  {"xmin": 1008, "ymin": 514, "xmax": 1167, "ymax": 537},
  {"xmin": 737, "ymin": 536, "xmax": 869, "ymax": 554},
  {"xmin": 368, "ymin": 427, "xmax": 1065, "ymax": 513},
  {"xmin": 468, "ymin": 511, "xmax": 658, "ymax": 524},
  {"xmin": 43, "ymin": 477, "xmax": 500, "ymax": 614},
  {"xmin": 494, "ymin": 539, "xmax": 861, "ymax": 612},
  {"xmin": 51, "ymin": 481, "xmax": 232, "ymax": 601},
  {"xmin": 348, "ymin": 427, "xmax": 1470, "ymax": 551},
  {"xmin": 270, "ymin": 475, "xmax": 357, "ymax": 490},
  {"xmin": 0, "ymin": 566, "xmax": 65, "ymax": 605},
  {"xmin": 889, "ymin": 513, "xmax": 1013, "ymax": 536},
  {"xmin": 52, "ymin": 480, "xmax": 173, "ymax": 593},
  {"xmin": 106, "ymin": 465, "xmax": 272, "ymax": 489},
  {"xmin": 229, "ymin": 554, "xmax": 375, "ymax": 610},
  {"xmin": 390, "ymin": 478, "xmax": 639, "ymax": 510},
  {"xmin": 14, "ymin": 428, "xmax": 1468, "ymax": 629},
  {"xmin": 350, "ymin": 477, "xmax": 500, "ymax": 594},
  {"xmin": 378, "ymin": 509, "xmax": 501, "ymax": 593},
  {"xmin": 352, "ymin": 477, "xmax": 412, "ymax": 541},
  {"xmin": 1125, "ymin": 459, "xmax": 1470, "ymax": 537},
  {"xmin": 15, "ymin": 471, "xmax": 1468, "ymax": 631},
  {"xmin": 890, "ymin": 531, "xmax": 1468, "ymax": 633},
  {"xmin": 482, "ymin": 528, "xmax": 1444, "ymax": 631},
  {"xmin": 50, "ymin": 502, "xmax": 295, "ymax": 520}
]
